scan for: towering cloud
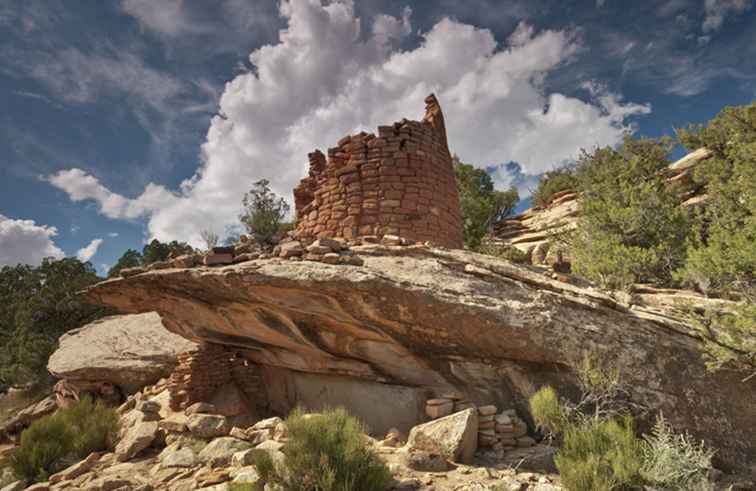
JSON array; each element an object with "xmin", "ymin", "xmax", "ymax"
[{"xmin": 49, "ymin": 0, "xmax": 649, "ymax": 246}]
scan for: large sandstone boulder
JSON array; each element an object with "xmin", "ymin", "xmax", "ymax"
[
  {"xmin": 48, "ymin": 312, "xmax": 196, "ymax": 394},
  {"xmin": 406, "ymin": 408, "xmax": 478, "ymax": 464},
  {"xmin": 85, "ymin": 246, "xmax": 756, "ymax": 469}
]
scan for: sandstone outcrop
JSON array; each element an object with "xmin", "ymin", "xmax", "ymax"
[
  {"xmin": 293, "ymin": 94, "xmax": 464, "ymax": 248},
  {"xmin": 488, "ymin": 147, "xmax": 714, "ymax": 267},
  {"xmin": 47, "ymin": 312, "xmax": 196, "ymax": 395},
  {"xmin": 84, "ymin": 244, "xmax": 756, "ymax": 469}
]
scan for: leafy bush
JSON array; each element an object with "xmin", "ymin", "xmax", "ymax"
[
  {"xmin": 454, "ymin": 157, "xmax": 519, "ymax": 249},
  {"xmin": 252, "ymin": 407, "xmax": 392, "ymax": 491},
  {"xmin": 529, "ymin": 386, "xmax": 566, "ymax": 436},
  {"xmin": 240, "ymin": 179, "xmax": 291, "ymax": 245},
  {"xmin": 57, "ymin": 397, "xmax": 119, "ymax": 458},
  {"xmin": 532, "ymin": 166, "xmax": 577, "ymax": 208},
  {"xmin": 641, "ymin": 415, "xmax": 715, "ymax": 491},
  {"xmin": 9, "ymin": 397, "xmax": 119, "ymax": 483},
  {"xmin": 556, "ymin": 417, "xmax": 643, "ymax": 491},
  {"xmin": 9, "ymin": 414, "xmax": 72, "ymax": 482},
  {"xmin": 528, "ymin": 355, "xmax": 715, "ymax": 491},
  {"xmin": 571, "ymin": 137, "xmax": 691, "ymax": 289}
]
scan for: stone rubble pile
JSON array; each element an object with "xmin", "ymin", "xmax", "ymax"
[
  {"xmin": 117, "ymin": 232, "xmax": 436, "ymax": 279},
  {"xmin": 495, "ymin": 410, "xmax": 533, "ymax": 451},
  {"xmin": 477, "ymin": 405, "xmax": 497, "ymax": 449},
  {"xmin": 423, "ymin": 397, "xmax": 535, "ymax": 457}
]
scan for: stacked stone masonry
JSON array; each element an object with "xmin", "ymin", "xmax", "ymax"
[
  {"xmin": 168, "ymin": 343, "xmax": 266, "ymax": 413},
  {"xmin": 293, "ymin": 94, "xmax": 464, "ymax": 249}
]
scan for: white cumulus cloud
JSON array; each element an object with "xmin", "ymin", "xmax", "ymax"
[
  {"xmin": 0, "ymin": 214, "xmax": 65, "ymax": 267},
  {"xmin": 76, "ymin": 238, "xmax": 104, "ymax": 262},
  {"xmin": 48, "ymin": 0, "xmax": 650, "ymax": 246}
]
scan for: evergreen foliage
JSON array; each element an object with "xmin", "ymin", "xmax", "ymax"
[
  {"xmin": 570, "ymin": 136, "xmax": 691, "ymax": 289},
  {"xmin": 675, "ymin": 104, "xmax": 756, "ymax": 372},
  {"xmin": 240, "ymin": 179, "xmax": 290, "ymax": 245},
  {"xmin": 532, "ymin": 166, "xmax": 577, "ymax": 208},
  {"xmin": 0, "ymin": 258, "xmax": 109, "ymax": 386},
  {"xmin": 453, "ymin": 157, "xmax": 519, "ymax": 249}
]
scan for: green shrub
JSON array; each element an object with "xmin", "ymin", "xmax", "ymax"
[
  {"xmin": 641, "ymin": 415, "xmax": 715, "ymax": 491},
  {"xmin": 252, "ymin": 407, "xmax": 392, "ymax": 491},
  {"xmin": 9, "ymin": 397, "xmax": 119, "ymax": 483},
  {"xmin": 556, "ymin": 416, "xmax": 644, "ymax": 491},
  {"xmin": 9, "ymin": 414, "xmax": 72, "ymax": 482},
  {"xmin": 529, "ymin": 386, "xmax": 566, "ymax": 436},
  {"xmin": 475, "ymin": 243, "xmax": 529, "ymax": 264},
  {"xmin": 675, "ymin": 103, "xmax": 756, "ymax": 371},
  {"xmin": 454, "ymin": 157, "xmax": 519, "ymax": 249},
  {"xmin": 240, "ymin": 179, "xmax": 290, "ymax": 245},
  {"xmin": 533, "ymin": 166, "xmax": 577, "ymax": 208},
  {"xmin": 571, "ymin": 137, "xmax": 691, "ymax": 289},
  {"xmin": 57, "ymin": 396, "xmax": 119, "ymax": 458}
]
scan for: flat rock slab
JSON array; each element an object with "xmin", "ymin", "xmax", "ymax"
[
  {"xmin": 48, "ymin": 312, "xmax": 196, "ymax": 393},
  {"xmin": 85, "ymin": 246, "xmax": 756, "ymax": 469}
]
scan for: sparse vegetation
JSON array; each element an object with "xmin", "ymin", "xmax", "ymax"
[
  {"xmin": 200, "ymin": 229, "xmax": 220, "ymax": 250},
  {"xmin": 475, "ymin": 242, "xmax": 529, "ymax": 263},
  {"xmin": 251, "ymin": 406, "xmax": 392, "ymax": 491},
  {"xmin": 640, "ymin": 415, "xmax": 715, "ymax": 491},
  {"xmin": 107, "ymin": 239, "xmax": 195, "ymax": 277},
  {"xmin": 532, "ymin": 166, "xmax": 577, "ymax": 208},
  {"xmin": 453, "ymin": 157, "xmax": 519, "ymax": 249},
  {"xmin": 240, "ymin": 179, "xmax": 291, "ymax": 245},
  {"xmin": 8, "ymin": 397, "xmax": 119, "ymax": 483},
  {"xmin": 529, "ymin": 355, "xmax": 715, "ymax": 491}
]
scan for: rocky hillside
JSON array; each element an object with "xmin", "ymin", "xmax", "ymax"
[
  {"xmin": 487, "ymin": 147, "xmax": 713, "ymax": 267},
  {"xmin": 83, "ymin": 240, "xmax": 755, "ymax": 470}
]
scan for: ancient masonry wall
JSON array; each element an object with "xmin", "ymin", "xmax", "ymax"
[
  {"xmin": 168, "ymin": 343, "xmax": 266, "ymax": 412},
  {"xmin": 293, "ymin": 94, "xmax": 464, "ymax": 248}
]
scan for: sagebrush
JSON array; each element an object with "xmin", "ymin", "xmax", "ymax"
[
  {"xmin": 252, "ymin": 406, "xmax": 392, "ymax": 491},
  {"xmin": 9, "ymin": 397, "xmax": 119, "ymax": 483}
]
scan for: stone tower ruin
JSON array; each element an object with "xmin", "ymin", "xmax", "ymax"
[{"xmin": 293, "ymin": 94, "xmax": 464, "ymax": 248}]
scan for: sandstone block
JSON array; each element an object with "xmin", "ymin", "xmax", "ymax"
[
  {"xmin": 478, "ymin": 405, "xmax": 497, "ymax": 416},
  {"xmin": 115, "ymin": 421, "xmax": 158, "ymax": 462},
  {"xmin": 322, "ymin": 253, "xmax": 340, "ymax": 264},
  {"xmin": 279, "ymin": 241, "xmax": 304, "ymax": 258},
  {"xmin": 406, "ymin": 408, "xmax": 477, "ymax": 464},
  {"xmin": 187, "ymin": 413, "xmax": 230, "ymax": 439},
  {"xmin": 425, "ymin": 399, "xmax": 454, "ymax": 419},
  {"xmin": 185, "ymin": 402, "xmax": 216, "ymax": 415},
  {"xmin": 198, "ymin": 436, "xmax": 249, "ymax": 467},
  {"xmin": 204, "ymin": 253, "xmax": 233, "ymax": 266}
]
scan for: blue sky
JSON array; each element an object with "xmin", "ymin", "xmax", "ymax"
[{"xmin": 1, "ymin": 0, "xmax": 754, "ymax": 275}]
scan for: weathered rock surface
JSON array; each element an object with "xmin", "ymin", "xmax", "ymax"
[
  {"xmin": 47, "ymin": 312, "xmax": 196, "ymax": 394},
  {"xmin": 115, "ymin": 421, "xmax": 158, "ymax": 461},
  {"xmin": 85, "ymin": 245, "xmax": 756, "ymax": 468},
  {"xmin": 406, "ymin": 409, "xmax": 478, "ymax": 464}
]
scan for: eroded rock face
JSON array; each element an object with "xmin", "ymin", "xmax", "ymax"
[
  {"xmin": 84, "ymin": 246, "xmax": 756, "ymax": 469},
  {"xmin": 48, "ymin": 312, "xmax": 197, "ymax": 394}
]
